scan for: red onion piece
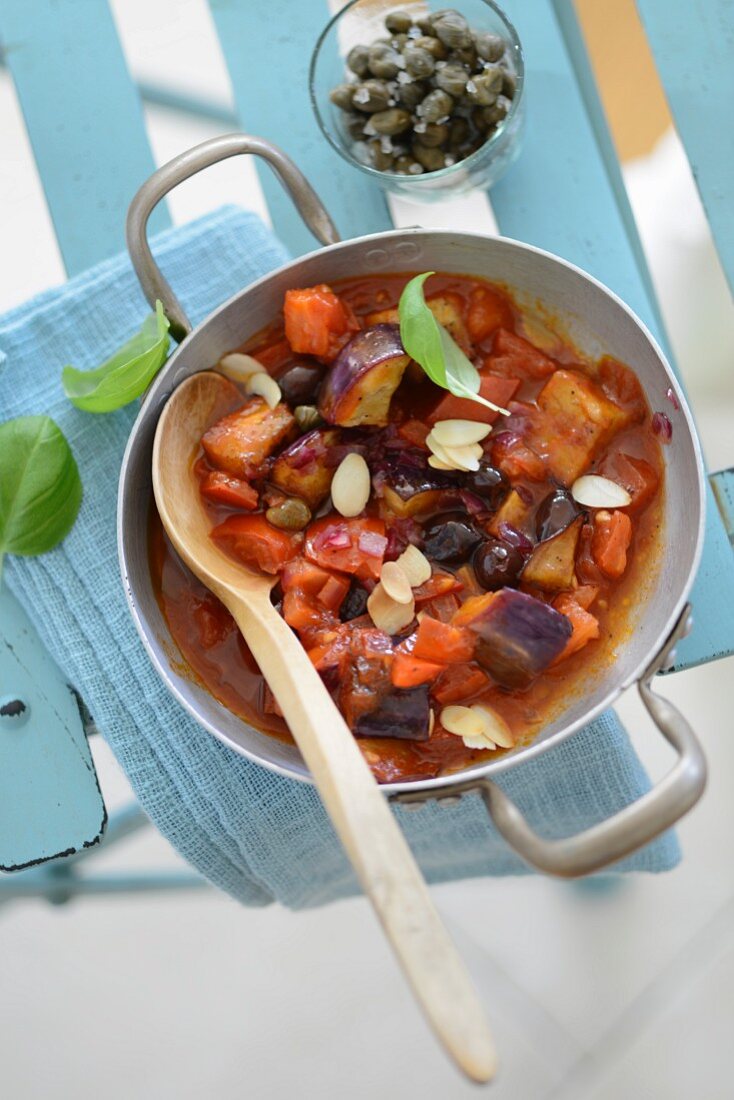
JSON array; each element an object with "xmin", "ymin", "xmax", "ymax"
[
  {"xmin": 358, "ymin": 530, "xmax": 388, "ymax": 557},
  {"xmin": 652, "ymin": 411, "xmax": 673, "ymax": 443},
  {"xmin": 459, "ymin": 489, "xmax": 487, "ymax": 515},
  {"xmin": 514, "ymin": 483, "xmax": 533, "ymax": 505},
  {"xmin": 497, "ymin": 522, "xmax": 534, "ymax": 555},
  {"xmin": 666, "ymin": 387, "xmax": 680, "ymax": 411},
  {"xmin": 314, "ymin": 525, "xmax": 351, "ymax": 551}
]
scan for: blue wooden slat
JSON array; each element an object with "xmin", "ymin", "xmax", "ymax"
[
  {"xmin": 0, "ymin": 589, "xmax": 106, "ymax": 871},
  {"xmin": 637, "ymin": 0, "xmax": 734, "ymax": 295},
  {"xmin": 206, "ymin": 0, "xmax": 391, "ymax": 256},
  {"xmin": 0, "ymin": 0, "xmax": 169, "ymax": 276}
]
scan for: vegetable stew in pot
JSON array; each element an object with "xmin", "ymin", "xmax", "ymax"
[{"xmin": 149, "ymin": 272, "xmax": 664, "ymax": 783}]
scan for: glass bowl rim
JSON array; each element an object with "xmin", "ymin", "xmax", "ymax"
[{"xmin": 308, "ymin": 0, "xmax": 525, "ymax": 187}]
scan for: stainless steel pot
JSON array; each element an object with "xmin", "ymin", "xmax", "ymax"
[{"xmin": 118, "ymin": 134, "xmax": 707, "ymax": 877}]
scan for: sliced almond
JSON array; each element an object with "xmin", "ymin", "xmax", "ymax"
[
  {"xmin": 428, "ymin": 708, "xmax": 435, "ymax": 736},
  {"xmin": 471, "ymin": 704, "xmax": 514, "ymax": 748},
  {"xmin": 440, "ymin": 705, "xmax": 485, "ymax": 740},
  {"xmin": 331, "ymin": 452, "xmax": 371, "ymax": 518},
  {"xmin": 218, "ymin": 352, "xmax": 263, "ymax": 383},
  {"xmin": 431, "ymin": 419, "xmax": 492, "ymax": 447},
  {"xmin": 396, "ymin": 544, "xmax": 432, "ymax": 587},
  {"xmin": 380, "ymin": 561, "xmax": 413, "ymax": 604},
  {"xmin": 294, "ymin": 405, "xmax": 322, "ymax": 431},
  {"xmin": 428, "ymin": 454, "xmax": 455, "ymax": 471},
  {"xmin": 571, "ymin": 474, "xmax": 632, "ymax": 509},
  {"xmin": 443, "ymin": 442, "xmax": 483, "ymax": 471},
  {"xmin": 425, "ymin": 432, "xmax": 456, "ymax": 464},
  {"xmin": 245, "ymin": 371, "xmax": 281, "ymax": 409},
  {"xmin": 367, "ymin": 583, "xmax": 415, "ymax": 634}
]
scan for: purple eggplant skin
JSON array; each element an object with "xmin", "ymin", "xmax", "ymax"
[
  {"xmin": 470, "ymin": 588, "xmax": 572, "ymax": 690},
  {"xmin": 354, "ymin": 685, "xmax": 431, "ymax": 741},
  {"xmin": 318, "ymin": 324, "xmax": 410, "ymax": 428}
]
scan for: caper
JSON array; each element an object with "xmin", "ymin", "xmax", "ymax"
[
  {"xmin": 472, "ymin": 105, "xmax": 496, "ymax": 132},
  {"xmin": 391, "ymin": 33, "xmax": 409, "ymax": 50},
  {"xmin": 474, "ymin": 31, "xmax": 505, "ymax": 62},
  {"xmin": 366, "ymin": 139, "xmax": 395, "ymax": 170},
  {"xmin": 452, "ymin": 45, "xmax": 478, "ymax": 69},
  {"xmin": 434, "ymin": 61, "xmax": 469, "ymax": 98},
  {"xmin": 385, "ymin": 9, "xmax": 413, "ymax": 33},
  {"xmin": 417, "ymin": 88, "xmax": 454, "ymax": 122},
  {"xmin": 404, "ymin": 45, "xmax": 435, "ymax": 79},
  {"xmin": 370, "ymin": 107, "xmax": 412, "ymax": 136},
  {"xmin": 414, "ymin": 34, "xmax": 448, "ymax": 59},
  {"xmin": 266, "ymin": 498, "xmax": 312, "ymax": 531},
  {"xmin": 419, "ymin": 121, "xmax": 449, "ymax": 147},
  {"xmin": 448, "ymin": 115, "xmax": 470, "ymax": 147},
  {"xmin": 329, "ymin": 83, "xmax": 355, "ymax": 110},
  {"xmin": 396, "ymin": 78, "xmax": 428, "ymax": 109},
  {"xmin": 368, "ymin": 43, "xmax": 402, "ymax": 79},
  {"xmin": 412, "ymin": 142, "xmax": 446, "ymax": 171},
  {"xmin": 347, "ymin": 44, "xmax": 370, "ymax": 77},
  {"xmin": 415, "ymin": 15, "xmax": 437, "ymax": 35},
  {"xmin": 351, "ymin": 79, "xmax": 391, "ymax": 112},
  {"xmin": 394, "ymin": 154, "xmax": 423, "ymax": 175},
  {"xmin": 466, "ymin": 70, "xmax": 502, "ymax": 105},
  {"xmin": 502, "ymin": 67, "xmax": 517, "ymax": 97},
  {"xmin": 434, "ymin": 13, "xmax": 472, "ymax": 50}
]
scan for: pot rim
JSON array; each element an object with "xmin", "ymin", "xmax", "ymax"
[{"xmin": 117, "ymin": 226, "xmax": 706, "ymax": 796}]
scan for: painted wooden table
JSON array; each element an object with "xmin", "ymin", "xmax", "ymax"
[{"xmin": 0, "ymin": 0, "xmax": 732, "ymax": 899}]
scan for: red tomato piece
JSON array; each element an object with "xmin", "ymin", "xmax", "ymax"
[
  {"xmin": 491, "ymin": 434, "xmax": 547, "ymax": 481},
  {"xmin": 391, "ymin": 651, "xmax": 446, "ymax": 688},
  {"xmin": 552, "ymin": 593, "xmax": 600, "ymax": 664},
  {"xmin": 486, "ymin": 329, "xmax": 556, "ymax": 379},
  {"xmin": 599, "ymin": 451, "xmax": 660, "ymax": 514},
  {"xmin": 283, "ymin": 285, "xmax": 359, "ymax": 361},
  {"xmin": 413, "ymin": 571, "xmax": 464, "ymax": 604},
  {"xmin": 591, "ymin": 510, "xmax": 633, "ymax": 579},
  {"xmin": 200, "ymin": 470, "xmax": 259, "ymax": 511},
  {"xmin": 211, "ymin": 514, "xmax": 303, "ymax": 575},
  {"xmin": 413, "ymin": 616, "xmax": 476, "ymax": 664},
  {"xmin": 598, "ymin": 357, "xmax": 647, "ymax": 422},
  {"xmin": 282, "ymin": 590, "xmax": 336, "ymax": 635},
  {"xmin": 397, "ymin": 418, "xmax": 430, "ymax": 448},
  {"xmin": 434, "ymin": 664, "xmax": 490, "ymax": 705},
  {"xmin": 317, "ymin": 573, "xmax": 351, "ymax": 612},
  {"xmin": 426, "ymin": 374, "xmax": 520, "ymax": 425},
  {"xmin": 304, "ymin": 517, "xmax": 387, "ymax": 581}
]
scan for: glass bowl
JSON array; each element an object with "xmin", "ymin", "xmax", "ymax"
[{"xmin": 309, "ymin": 0, "xmax": 525, "ymax": 202}]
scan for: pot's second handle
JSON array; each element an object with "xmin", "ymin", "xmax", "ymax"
[
  {"xmin": 126, "ymin": 133, "xmax": 340, "ymax": 342},
  {"xmin": 394, "ymin": 605, "xmax": 707, "ymax": 877}
]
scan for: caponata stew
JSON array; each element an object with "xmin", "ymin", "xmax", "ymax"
[{"xmin": 150, "ymin": 273, "xmax": 664, "ymax": 783}]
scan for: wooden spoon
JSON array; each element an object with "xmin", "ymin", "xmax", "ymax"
[{"xmin": 152, "ymin": 370, "xmax": 497, "ymax": 1083}]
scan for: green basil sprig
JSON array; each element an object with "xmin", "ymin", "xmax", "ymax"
[
  {"xmin": 62, "ymin": 301, "xmax": 170, "ymax": 413},
  {"xmin": 0, "ymin": 415, "xmax": 82, "ymax": 579},
  {"xmin": 398, "ymin": 273, "xmax": 510, "ymax": 416}
]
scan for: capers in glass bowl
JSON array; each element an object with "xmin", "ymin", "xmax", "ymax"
[{"xmin": 311, "ymin": 1, "xmax": 524, "ymax": 199}]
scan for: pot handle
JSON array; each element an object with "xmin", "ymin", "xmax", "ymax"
[
  {"xmin": 393, "ymin": 604, "xmax": 707, "ymax": 877},
  {"xmin": 126, "ymin": 133, "xmax": 340, "ymax": 342}
]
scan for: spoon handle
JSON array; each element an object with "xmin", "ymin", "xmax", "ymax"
[{"xmin": 230, "ymin": 596, "xmax": 497, "ymax": 1084}]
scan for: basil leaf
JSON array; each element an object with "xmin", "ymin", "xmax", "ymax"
[
  {"xmin": 398, "ymin": 273, "xmax": 509, "ymax": 416},
  {"xmin": 0, "ymin": 415, "xmax": 82, "ymax": 577},
  {"xmin": 62, "ymin": 300, "xmax": 170, "ymax": 413}
]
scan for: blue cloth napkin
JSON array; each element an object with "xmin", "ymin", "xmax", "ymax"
[{"xmin": 0, "ymin": 206, "xmax": 679, "ymax": 906}]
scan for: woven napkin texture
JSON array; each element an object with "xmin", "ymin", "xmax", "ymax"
[{"xmin": 0, "ymin": 205, "xmax": 679, "ymax": 907}]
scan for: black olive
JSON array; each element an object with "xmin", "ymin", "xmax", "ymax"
[
  {"xmin": 464, "ymin": 460, "xmax": 508, "ymax": 508},
  {"xmin": 423, "ymin": 512, "xmax": 483, "ymax": 564},
  {"xmin": 535, "ymin": 488, "xmax": 580, "ymax": 542},
  {"xmin": 473, "ymin": 537, "xmax": 524, "ymax": 590},
  {"xmin": 277, "ymin": 361, "xmax": 325, "ymax": 407},
  {"xmin": 340, "ymin": 583, "xmax": 369, "ymax": 621}
]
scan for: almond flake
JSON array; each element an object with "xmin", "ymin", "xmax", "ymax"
[
  {"xmin": 331, "ymin": 453, "xmax": 371, "ymax": 517},
  {"xmin": 396, "ymin": 544, "xmax": 432, "ymax": 587},
  {"xmin": 571, "ymin": 474, "xmax": 632, "ymax": 509},
  {"xmin": 440, "ymin": 705, "xmax": 485, "ymax": 739},
  {"xmin": 367, "ymin": 583, "xmax": 415, "ymax": 634},
  {"xmin": 428, "ymin": 708, "xmax": 435, "ymax": 735},
  {"xmin": 471, "ymin": 704, "xmax": 514, "ymax": 748},
  {"xmin": 245, "ymin": 371, "xmax": 281, "ymax": 409},
  {"xmin": 431, "ymin": 419, "xmax": 492, "ymax": 447},
  {"xmin": 380, "ymin": 561, "xmax": 413, "ymax": 604},
  {"xmin": 218, "ymin": 353, "xmax": 263, "ymax": 383},
  {"xmin": 294, "ymin": 405, "xmax": 322, "ymax": 431},
  {"xmin": 428, "ymin": 454, "xmax": 455, "ymax": 471}
]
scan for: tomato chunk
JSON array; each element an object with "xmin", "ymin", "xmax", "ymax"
[
  {"xmin": 486, "ymin": 329, "xmax": 556, "ymax": 379},
  {"xmin": 201, "ymin": 397, "xmax": 295, "ymax": 479},
  {"xmin": 426, "ymin": 374, "xmax": 520, "ymax": 425},
  {"xmin": 211, "ymin": 514, "xmax": 302, "ymax": 574},
  {"xmin": 599, "ymin": 451, "xmax": 660, "ymax": 514},
  {"xmin": 304, "ymin": 517, "xmax": 387, "ymax": 581},
  {"xmin": 412, "ymin": 571, "xmax": 463, "ymax": 604},
  {"xmin": 552, "ymin": 593, "xmax": 600, "ymax": 663},
  {"xmin": 434, "ymin": 664, "xmax": 490, "ymax": 705},
  {"xmin": 413, "ymin": 616, "xmax": 476, "ymax": 664},
  {"xmin": 466, "ymin": 286, "xmax": 514, "ymax": 343},
  {"xmin": 200, "ymin": 470, "xmax": 259, "ymax": 510},
  {"xmin": 391, "ymin": 651, "xmax": 446, "ymax": 688},
  {"xmin": 284, "ymin": 284, "xmax": 359, "ymax": 361},
  {"xmin": 592, "ymin": 510, "xmax": 633, "ymax": 579}
]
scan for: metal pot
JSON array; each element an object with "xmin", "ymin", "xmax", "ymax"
[{"xmin": 118, "ymin": 134, "xmax": 707, "ymax": 877}]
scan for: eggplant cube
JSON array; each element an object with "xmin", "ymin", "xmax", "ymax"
[
  {"xmin": 461, "ymin": 588, "xmax": 572, "ymax": 689},
  {"xmin": 529, "ymin": 369, "xmax": 632, "ymax": 484},
  {"xmin": 319, "ymin": 324, "xmax": 410, "ymax": 427},
  {"xmin": 354, "ymin": 685, "xmax": 431, "ymax": 741},
  {"xmin": 271, "ymin": 428, "xmax": 340, "ymax": 508},
  {"xmin": 521, "ymin": 515, "xmax": 584, "ymax": 592},
  {"xmin": 201, "ymin": 397, "xmax": 295, "ymax": 478}
]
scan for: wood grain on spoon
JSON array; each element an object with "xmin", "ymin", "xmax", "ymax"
[{"xmin": 152, "ymin": 370, "xmax": 497, "ymax": 1083}]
